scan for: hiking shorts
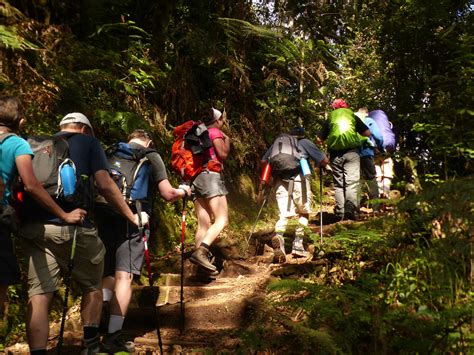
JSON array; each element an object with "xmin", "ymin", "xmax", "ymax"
[
  {"xmin": 275, "ymin": 175, "xmax": 313, "ymax": 218},
  {"xmin": 0, "ymin": 227, "xmax": 21, "ymax": 285},
  {"xmin": 96, "ymin": 211, "xmax": 144, "ymax": 277},
  {"xmin": 192, "ymin": 171, "xmax": 228, "ymax": 199},
  {"xmin": 18, "ymin": 223, "xmax": 105, "ymax": 298}
]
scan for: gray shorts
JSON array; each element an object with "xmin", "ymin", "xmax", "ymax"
[
  {"xmin": 96, "ymin": 211, "xmax": 145, "ymax": 277},
  {"xmin": 192, "ymin": 171, "xmax": 228, "ymax": 199}
]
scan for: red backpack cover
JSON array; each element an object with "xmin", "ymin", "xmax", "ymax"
[{"xmin": 171, "ymin": 120, "xmax": 221, "ymax": 181}]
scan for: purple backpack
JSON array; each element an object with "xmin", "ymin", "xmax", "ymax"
[{"xmin": 368, "ymin": 110, "xmax": 396, "ymax": 153}]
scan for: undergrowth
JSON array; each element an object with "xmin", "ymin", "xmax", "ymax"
[{"xmin": 241, "ymin": 177, "xmax": 474, "ymax": 353}]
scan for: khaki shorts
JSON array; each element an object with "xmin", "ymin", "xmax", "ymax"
[
  {"xmin": 19, "ymin": 223, "xmax": 105, "ymax": 297},
  {"xmin": 275, "ymin": 175, "xmax": 313, "ymax": 218}
]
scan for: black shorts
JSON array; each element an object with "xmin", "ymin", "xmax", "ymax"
[
  {"xmin": 96, "ymin": 208, "xmax": 145, "ymax": 277},
  {"xmin": 0, "ymin": 228, "xmax": 21, "ymax": 285}
]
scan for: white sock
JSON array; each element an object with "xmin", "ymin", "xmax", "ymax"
[
  {"xmin": 102, "ymin": 288, "xmax": 114, "ymax": 302},
  {"xmin": 108, "ymin": 314, "xmax": 125, "ymax": 334}
]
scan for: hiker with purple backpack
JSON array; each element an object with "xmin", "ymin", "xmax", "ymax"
[
  {"xmin": 355, "ymin": 107, "xmax": 384, "ymax": 212},
  {"xmin": 367, "ymin": 110, "xmax": 397, "ymax": 199}
]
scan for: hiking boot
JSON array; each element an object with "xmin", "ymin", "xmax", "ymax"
[
  {"xmin": 103, "ymin": 330, "xmax": 135, "ymax": 353},
  {"xmin": 190, "ymin": 246, "xmax": 217, "ymax": 272},
  {"xmin": 271, "ymin": 234, "xmax": 286, "ymax": 263},
  {"xmin": 80, "ymin": 334, "xmax": 100, "ymax": 355},
  {"xmin": 291, "ymin": 236, "xmax": 309, "ymax": 257}
]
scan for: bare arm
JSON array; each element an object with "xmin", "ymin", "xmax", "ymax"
[
  {"xmin": 157, "ymin": 179, "xmax": 190, "ymax": 202},
  {"xmin": 94, "ymin": 170, "xmax": 137, "ymax": 224},
  {"xmin": 213, "ymin": 134, "xmax": 231, "ymax": 160},
  {"xmin": 361, "ymin": 129, "xmax": 371, "ymax": 137},
  {"xmin": 15, "ymin": 155, "xmax": 84, "ymax": 224}
]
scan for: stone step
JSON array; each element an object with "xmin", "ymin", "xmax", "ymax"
[
  {"xmin": 130, "ymin": 283, "xmax": 234, "ymax": 307},
  {"xmin": 125, "ymin": 292, "xmax": 256, "ymax": 331}
]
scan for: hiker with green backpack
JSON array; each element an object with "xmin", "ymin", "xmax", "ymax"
[
  {"xmin": 95, "ymin": 129, "xmax": 191, "ymax": 353},
  {"xmin": 261, "ymin": 127, "xmax": 328, "ymax": 263},
  {"xmin": 317, "ymin": 99, "xmax": 371, "ymax": 221},
  {"xmin": 16, "ymin": 112, "xmax": 148, "ymax": 355},
  {"xmin": 0, "ymin": 97, "xmax": 85, "ymax": 333}
]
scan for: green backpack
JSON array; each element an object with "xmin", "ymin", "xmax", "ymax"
[{"xmin": 327, "ymin": 108, "xmax": 367, "ymax": 151}]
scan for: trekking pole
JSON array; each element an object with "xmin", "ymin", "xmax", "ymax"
[
  {"xmin": 319, "ymin": 167, "xmax": 323, "ymax": 245},
  {"xmin": 246, "ymin": 185, "xmax": 270, "ymax": 248},
  {"xmin": 57, "ymin": 225, "xmax": 78, "ymax": 354},
  {"xmin": 136, "ymin": 202, "xmax": 163, "ymax": 355},
  {"xmin": 179, "ymin": 196, "xmax": 187, "ymax": 334}
]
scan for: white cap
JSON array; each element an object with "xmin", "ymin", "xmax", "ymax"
[
  {"xmin": 60, "ymin": 112, "xmax": 94, "ymax": 135},
  {"xmin": 211, "ymin": 108, "xmax": 222, "ymax": 122}
]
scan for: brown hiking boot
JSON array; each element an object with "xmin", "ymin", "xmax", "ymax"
[
  {"xmin": 271, "ymin": 234, "xmax": 286, "ymax": 263},
  {"xmin": 190, "ymin": 246, "xmax": 217, "ymax": 272}
]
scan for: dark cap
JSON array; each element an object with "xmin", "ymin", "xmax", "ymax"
[{"xmin": 290, "ymin": 126, "xmax": 305, "ymax": 137}]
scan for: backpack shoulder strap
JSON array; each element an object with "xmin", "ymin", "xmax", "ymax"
[{"xmin": 0, "ymin": 132, "xmax": 16, "ymax": 144}]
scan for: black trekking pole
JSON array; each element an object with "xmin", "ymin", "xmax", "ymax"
[
  {"xmin": 319, "ymin": 167, "xmax": 323, "ymax": 245},
  {"xmin": 179, "ymin": 196, "xmax": 187, "ymax": 334},
  {"xmin": 136, "ymin": 202, "xmax": 163, "ymax": 354},
  {"xmin": 57, "ymin": 225, "xmax": 78, "ymax": 354},
  {"xmin": 246, "ymin": 185, "xmax": 271, "ymax": 248}
]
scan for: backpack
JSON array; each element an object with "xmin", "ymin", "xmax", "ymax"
[
  {"xmin": 268, "ymin": 134, "xmax": 301, "ymax": 179},
  {"xmin": 170, "ymin": 120, "xmax": 221, "ymax": 182},
  {"xmin": 0, "ymin": 133, "xmax": 16, "ymax": 205},
  {"xmin": 18, "ymin": 133, "xmax": 93, "ymax": 215},
  {"xmin": 101, "ymin": 142, "xmax": 154, "ymax": 204},
  {"xmin": 368, "ymin": 110, "xmax": 396, "ymax": 153},
  {"xmin": 327, "ymin": 108, "xmax": 366, "ymax": 151}
]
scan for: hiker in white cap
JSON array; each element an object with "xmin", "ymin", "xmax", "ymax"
[
  {"xmin": 188, "ymin": 107, "xmax": 230, "ymax": 278},
  {"xmin": 19, "ymin": 112, "xmax": 149, "ymax": 354}
]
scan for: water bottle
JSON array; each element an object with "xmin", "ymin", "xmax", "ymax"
[
  {"xmin": 300, "ymin": 158, "xmax": 311, "ymax": 177},
  {"xmin": 260, "ymin": 163, "xmax": 271, "ymax": 184},
  {"xmin": 60, "ymin": 161, "xmax": 76, "ymax": 198}
]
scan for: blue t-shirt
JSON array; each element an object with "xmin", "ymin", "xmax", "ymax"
[
  {"xmin": 359, "ymin": 116, "xmax": 384, "ymax": 158},
  {"xmin": 0, "ymin": 134, "xmax": 33, "ymax": 206}
]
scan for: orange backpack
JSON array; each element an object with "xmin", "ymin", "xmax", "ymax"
[{"xmin": 170, "ymin": 120, "xmax": 222, "ymax": 181}]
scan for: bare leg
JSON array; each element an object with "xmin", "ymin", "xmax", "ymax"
[
  {"xmin": 194, "ymin": 198, "xmax": 212, "ymax": 247},
  {"xmin": 81, "ymin": 290, "xmax": 102, "ymax": 326},
  {"xmin": 27, "ymin": 293, "xmax": 53, "ymax": 350},
  {"xmin": 200, "ymin": 195, "xmax": 228, "ymax": 247},
  {"xmin": 109, "ymin": 271, "xmax": 133, "ymax": 317}
]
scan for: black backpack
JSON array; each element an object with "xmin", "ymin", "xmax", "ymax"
[
  {"xmin": 268, "ymin": 134, "xmax": 301, "ymax": 179},
  {"xmin": 98, "ymin": 142, "xmax": 155, "ymax": 205}
]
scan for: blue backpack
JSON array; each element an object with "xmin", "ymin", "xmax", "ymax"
[{"xmin": 105, "ymin": 142, "xmax": 154, "ymax": 203}]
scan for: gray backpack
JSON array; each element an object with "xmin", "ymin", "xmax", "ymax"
[{"xmin": 268, "ymin": 134, "xmax": 301, "ymax": 179}]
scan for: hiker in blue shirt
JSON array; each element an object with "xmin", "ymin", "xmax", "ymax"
[
  {"xmin": 355, "ymin": 107, "xmax": 384, "ymax": 212},
  {"xmin": 0, "ymin": 97, "xmax": 84, "ymax": 329},
  {"xmin": 261, "ymin": 127, "xmax": 328, "ymax": 263}
]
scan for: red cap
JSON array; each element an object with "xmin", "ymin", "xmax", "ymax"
[{"xmin": 331, "ymin": 99, "xmax": 349, "ymax": 109}]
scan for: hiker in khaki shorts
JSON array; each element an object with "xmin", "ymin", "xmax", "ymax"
[
  {"xmin": 18, "ymin": 112, "xmax": 148, "ymax": 355},
  {"xmin": 261, "ymin": 126, "xmax": 328, "ymax": 263},
  {"xmin": 0, "ymin": 97, "xmax": 84, "ymax": 329}
]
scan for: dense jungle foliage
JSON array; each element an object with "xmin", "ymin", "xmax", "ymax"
[{"xmin": 1, "ymin": 0, "xmax": 473, "ymax": 352}]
